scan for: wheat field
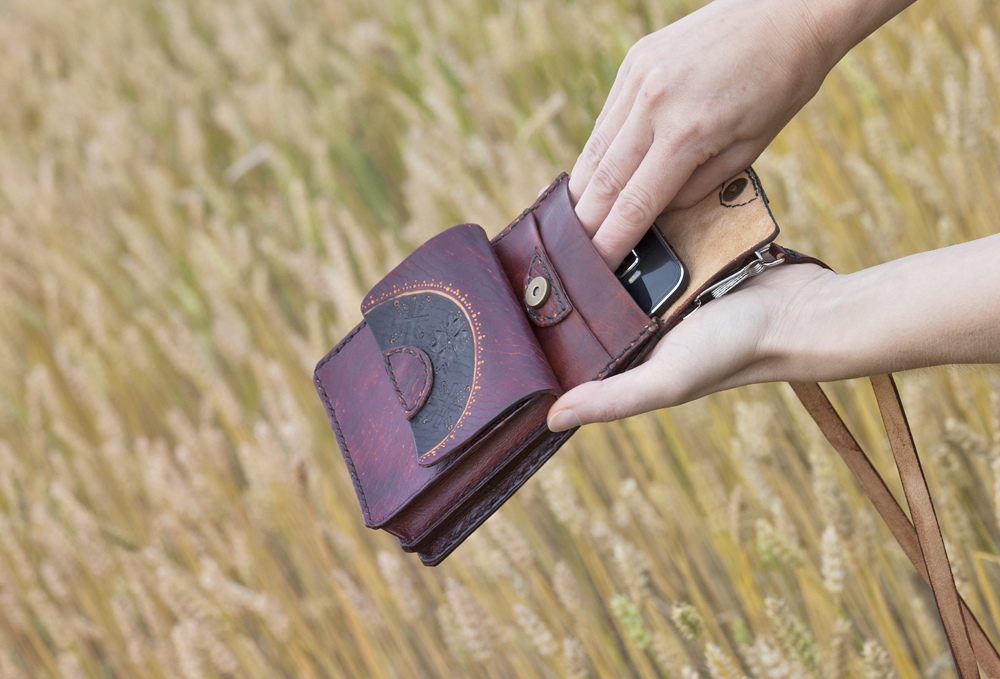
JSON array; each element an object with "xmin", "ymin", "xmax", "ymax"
[{"xmin": 1, "ymin": 0, "xmax": 999, "ymax": 677}]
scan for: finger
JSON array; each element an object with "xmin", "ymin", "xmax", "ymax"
[
  {"xmin": 572, "ymin": 113, "xmax": 653, "ymax": 239},
  {"xmin": 667, "ymin": 141, "xmax": 764, "ymax": 209},
  {"xmin": 546, "ymin": 363, "xmax": 672, "ymax": 432},
  {"xmin": 590, "ymin": 135, "xmax": 701, "ymax": 267},
  {"xmin": 568, "ymin": 59, "xmax": 636, "ymax": 203},
  {"xmin": 568, "ymin": 123, "xmax": 616, "ymax": 218}
]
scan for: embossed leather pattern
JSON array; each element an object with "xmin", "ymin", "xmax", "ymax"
[
  {"xmin": 359, "ymin": 224, "xmax": 559, "ymax": 469},
  {"xmin": 314, "ymin": 169, "xmax": 780, "ymax": 565},
  {"xmin": 368, "ymin": 293, "xmax": 476, "ymax": 450}
]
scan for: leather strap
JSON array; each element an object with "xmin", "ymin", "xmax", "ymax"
[{"xmin": 792, "ymin": 379, "xmax": 1000, "ymax": 677}]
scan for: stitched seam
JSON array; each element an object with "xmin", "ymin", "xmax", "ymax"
[
  {"xmin": 718, "ymin": 181, "xmax": 759, "ymax": 208},
  {"xmin": 719, "ymin": 197, "xmax": 758, "ymax": 209},
  {"xmin": 364, "ymin": 286, "xmax": 483, "ymax": 462},
  {"xmin": 524, "ymin": 249, "xmax": 568, "ymax": 322},
  {"xmin": 315, "ymin": 374, "xmax": 372, "ymax": 523},
  {"xmin": 417, "ymin": 422, "xmax": 567, "ymax": 556},
  {"xmin": 315, "ymin": 321, "xmax": 366, "ymax": 372},
  {"xmin": 414, "ymin": 396, "xmax": 545, "ymax": 525},
  {"xmin": 596, "ymin": 321, "xmax": 659, "ymax": 378},
  {"xmin": 382, "ymin": 347, "xmax": 430, "ymax": 415},
  {"xmin": 492, "ymin": 174, "xmax": 567, "ymax": 244}
]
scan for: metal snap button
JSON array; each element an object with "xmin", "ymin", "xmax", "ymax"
[{"xmin": 525, "ymin": 276, "xmax": 551, "ymax": 309}]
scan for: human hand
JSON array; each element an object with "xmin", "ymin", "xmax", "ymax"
[
  {"xmin": 570, "ymin": 0, "xmax": 906, "ymax": 267},
  {"xmin": 546, "ymin": 262, "xmax": 833, "ymax": 430},
  {"xmin": 546, "ymin": 230, "xmax": 1000, "ymax": 430}
]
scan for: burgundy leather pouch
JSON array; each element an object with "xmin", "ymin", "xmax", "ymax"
[{"xmin": 315, "ymin": 169, "xmax": 782, "ymax": 565}]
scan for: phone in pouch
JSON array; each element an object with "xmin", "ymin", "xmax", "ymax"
[{"xmin": 615, "ymin": 225, "xmax": 689, "ymax": 317}]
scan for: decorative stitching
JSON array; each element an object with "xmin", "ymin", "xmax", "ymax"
[
  {"xmin": 492, "ymin": 174, "xmax": 567, "ymax": 244},
  {"xmin": 314, "ymin": 373, "xmax": 372, "ymax": 524},
  {"xmin": 315, "ymin": 321, "xmax": 366, "ymax": 372},
  {"xmin": 718, "ymin": 176, "xmax": 759, "ymax": 208},
  {"xmin": 363, "ymin": 279, "xmax": 477, "ymax": 314},
  {"xmin": 364, "ymin": 286, "xmax": 484, "ymax": 463},
  {"xmin": 596, "ymin": 321, "xmax": 659, "ymax": 378},
  {"xmin": 415, "ymin": 422, "xmax": 572, "ymax": 559},
  {"xmin": 397, "ymin": 397, "xmax": 551, "ymax": 546},
  {"xmin": 523, "ymin": 248, "xmax": 569, "ymax": 323},
  {"xmin": 382, "ymin": 346, "xmax": 431, "ymax": 416}
]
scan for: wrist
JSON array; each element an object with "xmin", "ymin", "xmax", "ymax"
[
  {"xmin": 762, "ymin": 234, "xmax": 1000, "ymax": 384},
  {"xmin": 782, "ymin": 0, "xmax": 843, "ymax": 74},
  {"xmin": 793, "ymin": 0, "xmax": 917, "ymax": 66},
  {"xmin": 758, "ymin": 264, "xmax": 846, "ymax": 383}
]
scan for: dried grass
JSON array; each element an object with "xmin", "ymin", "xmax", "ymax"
[{"xmin": 1, "ymin": 0, "xmax": 999, "ymax": 676}]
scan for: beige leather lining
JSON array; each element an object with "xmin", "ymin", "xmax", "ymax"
[{"xmin": 655, "ymin": 169, "xmax": 778, "ymax": 322}]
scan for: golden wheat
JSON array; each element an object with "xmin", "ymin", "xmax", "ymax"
[{"xmin": 0, "ymin": 0, "xmax": 998, "ymax": 676}]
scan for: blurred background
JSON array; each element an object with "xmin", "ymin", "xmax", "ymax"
[{"xmin": 1, "ymin": 0, "xmax": 999, "ymax": 676}]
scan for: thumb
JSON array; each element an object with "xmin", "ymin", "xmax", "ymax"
[{"xmin": 547, "ymin": 365, "xmax": 665, "ymax": 432}]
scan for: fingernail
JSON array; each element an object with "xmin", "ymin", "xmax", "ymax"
[{"xmin": 548, "ymin": 409, "xmax": 581, "ymax": 432}]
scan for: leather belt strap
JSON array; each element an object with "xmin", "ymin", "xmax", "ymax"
[{"xmin": 792, "ymin": 378, "xmax": 999, "ymax": 678}]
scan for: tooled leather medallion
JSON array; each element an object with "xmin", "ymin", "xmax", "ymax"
[{"xmin": 363, "ymin": 288, "xmax": 479, "ymax": 461}]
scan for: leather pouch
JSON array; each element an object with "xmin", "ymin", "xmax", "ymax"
[{"xmin": 314, "ymin": 169, "xmax": 782, "ymax": 565}]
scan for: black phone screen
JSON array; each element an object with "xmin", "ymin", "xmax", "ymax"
[{"xmin": 614, "ymin": 226, "xmax": 689, "ymax": 317}]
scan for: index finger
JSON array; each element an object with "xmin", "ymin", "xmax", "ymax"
[{"xmin": 591, "ymin": 136, "xmax": 701, "ymax": 267}]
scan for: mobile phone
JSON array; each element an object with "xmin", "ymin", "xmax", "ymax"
[{"xmin": 614, "ymin": 225, "xmax": 688, "ymax": 317}]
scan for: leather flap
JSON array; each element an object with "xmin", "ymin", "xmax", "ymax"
[
  {"xmin": 523, "ymin": 246, "xmax": 572, "ymax": 327},
  {"xmin": 383, "ymin": 346, "xmax": 433, "ymax": 421},
  {"xmin": 494, "ymin": 175, "xmax": 660, "ymax": 390},
  {"xmin": 361, "ymin": 224, "xmax": 560, "ymax": 467}
]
